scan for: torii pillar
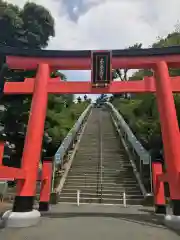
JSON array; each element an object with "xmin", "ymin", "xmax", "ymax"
[
  {"xmin": 155, "ymin": 61, "xmax": 180, "ymax": 217},
  {"xmin": 2, "ymin": 63, "xmax": 49, "ymax": 227}
]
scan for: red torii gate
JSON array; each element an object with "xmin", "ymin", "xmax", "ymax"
[{"xmin": 0, "ymin": 46, "xmax": 180, "ymax": 226}]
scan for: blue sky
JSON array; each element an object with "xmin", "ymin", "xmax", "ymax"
[{"xmin": 8, "ymin": 0, "xmax": 180, "ymax": 102}]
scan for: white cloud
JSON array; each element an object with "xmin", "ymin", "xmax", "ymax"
[
  {"xmin": 8, "ymin": 0, "xmax": 180, "ymax": 50},
  {"xmin": 6, "ymin": 0, "xmax": 180, "ymax": 100}
]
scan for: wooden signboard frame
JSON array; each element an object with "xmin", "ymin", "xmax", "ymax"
[{"xmin": 91, "ymin": 50, "xmax": 112, "ymax": 87}]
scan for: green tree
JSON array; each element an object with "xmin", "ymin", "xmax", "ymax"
[
  {"xmin": 21, "ymin": 2, "xmax": 55, "ymax": 48},
  {"xmin": 87, "ymin": 98, "xmax": 92, "ymax": 104},
  {"xmin": 0, "ymin": 1, "xmax": 55, "ymax": 167},
  {"xmin": 112, "ymin": 43, "xmax": 142, "ymax": 99},
  {"xmin": 111, "ymin": 29, "xmax": 180, "ymax": 159},
  {"xmin": 0, "ymin": 1, "xmax": 55, "ymax": 48},
  {"xmin": 113, "ymin": 43, "xmax": 142, "ymax": 82},
  {"xmin": 77, "ymin": 96, "xmax": 82, "ymax": 103},
  {"xmin": 0, "ymin": 1, "xmax": 92, "ymax": 169}
]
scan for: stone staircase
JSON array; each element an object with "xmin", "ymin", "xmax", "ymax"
[{"xmin": 59, "ymin": 107, "xmax": 144, "ymax": 205}]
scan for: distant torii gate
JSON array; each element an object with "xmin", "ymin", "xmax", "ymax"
[{"xmin": 0, "ymin": 46, "xmax": 180, "ymax": 226}]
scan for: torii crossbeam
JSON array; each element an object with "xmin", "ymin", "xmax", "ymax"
[{"xmin": 0, "ymin": 46, "xmax": 180, "ymax": 227}]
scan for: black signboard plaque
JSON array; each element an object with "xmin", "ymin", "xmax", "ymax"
[{"xmin": 91, "ymin": 51, "xmax": 112, "ymax": 87}]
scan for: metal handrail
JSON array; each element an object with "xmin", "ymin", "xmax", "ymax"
[
  {"xmin": 99, "ymin": 110, "xmax": 103, "ymax": 202},
  {"xmin": 54, "ymin": 104, "xmax": 92, "ymax": 165},
  {"xmin": 51, "ymin": 104, "xmax": 92, "ymax": 192},
  {"xmin": 96, "ymin": 109, "xmax": 103, "ymax": 202},
  {"xmin": 106, "ymin": 102, "xmax": 152, "ymax": 194},
  {"xmin": 96, "ymin": 117, "xmax": 100, "ymax": 198},
  {"xmin": 96, "ymin": 160, "xmax": 100, "ymax": 196},
  {"xmin": 106, "ymin": 102, "xmax": 151, "ymax": 164}
]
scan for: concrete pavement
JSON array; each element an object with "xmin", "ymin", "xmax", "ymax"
[{"xmin": 0, "ymin": 203, "xmax": 179, "ymax": 240}]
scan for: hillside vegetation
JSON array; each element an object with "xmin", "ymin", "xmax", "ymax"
[
  {"xmin": 0, "ymin": 1, "xmax": 91, "ymax": 167},
  {"xmin": 111, "ymin": 31, "xmax": 180, "ymax": 160}
]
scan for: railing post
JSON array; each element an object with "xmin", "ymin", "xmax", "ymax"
[
  {"xmin": 77, "ymin": 190, "xmax": 80, "ymax": 206},
  {"xmin": 152, "ymin": 161, "xmax": 166, "ymax": 214},
  {"xmin": 84, "ymin": 173, "xmax": 87, "ymax": 188},
  {"xmin": 39, "ymin": 158, "xmax": 53, "ymax": 212},
  {"xmin": 123, "ymin": 191, "xmax": 127, "ymax": 207},
  {"xmin": 149, "ymin": 156, "xmax": 153, "ymax": 193},
  {"xmin": 51, "ymin": 160, "xmax": 56, "ymax": 193},
  {"xmin": 99, "ymin": 110, "xmax": 103, "ymax": 203},
  {"xmin": 139, "ymin": 158, "xmax": 142, "ymax": 176}
]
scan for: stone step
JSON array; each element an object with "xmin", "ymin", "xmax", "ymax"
[
  {"xmin": 71, "ymin": 168, "xmax": 134, "ymax": 172},
  {"xmin": 58, "ymin": 197, "xmax": 143, "ymax": 205},
  {"xmin": 75, "ymin": 150, "xmax": 126, "ymax": 153},
  {"xmin": 68, "ymin": 171, "xmax": 135, "ymax": 175},
  {"xmin": 60, "ymin": 192, "xmax": 143, "ymax": 199},
  {"xmin": 67, "ymin": 175, "xmax": 136, "ymax": 179},
  {"xmin": 65, "ymin": 182, "xmax": 138, "ymax": 186},
  {"xmin": 66, "ymin": 177, "xmax": 137, "ymax": 183},
  {"xmin": 61, "ymin": 188, "xmax": 142, "ymax": 194},
  {"xmin": 60, "ymin": 108, "xmax": 143, "ymax": 205},
  {"xmin": 64, "ymin": 183, "xmax": 138, "ymax": 188},
  {"xmin": 63, "ymin": 185, "xmax": 140, "ymax": 191},
  {"xmin": 76, "ymin": 151, "xmax": 125, "ymax": 154},
  {"xmin": 65, "ymin": 180, "xmax": 137, "ymax": 185},
  {"xmin": 64, "ymin": 180, "xmax": 137, "ymax": 186},
  {"xmin": 71, "ymin": 163, "xmax": 131, "ymax": 166},
  {"xmin": 67, "ymin": 175, "xmax": 136, "ymax": 180},
  {"xmin": 69, "ymin": 168, "xmax": 134, "ymax": 173},
  {"xmin": 68, "ymin": 173, "xmax": 136, "ymax": 178},
  {"xmin": 73, "ymin": 163, "xmax": 132, "ymax": 167}
]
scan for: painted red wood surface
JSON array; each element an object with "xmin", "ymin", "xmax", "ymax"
[
  {"xmin": 6, "ymin": 54, "xmax": 180, "ymax": 70},
  {"xmin": 0, "ymin": 166, "xmax": 25, "ymax": 179},
  {"xmin": 152, "ymin": 162, "xmax": 166, "ymax": 205},
  {"xmin": 3, "ymin": 76, "xmax": 180, "ymax": 94}
]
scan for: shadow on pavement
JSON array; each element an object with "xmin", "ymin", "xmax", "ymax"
[
  {"xmin": 41, "ymin": 210, "xmax": 180, "ymax": 236},
  {"xmin": 42, "ymin": 211, "xmax": 166, "ymax": 229},
  {"xmin": 138, "ymin": 208, "xmax": 180, "ymax": 236},
  {"xmin": 138, "ymin": 208, "xmax": 155, "ymax": 214}
]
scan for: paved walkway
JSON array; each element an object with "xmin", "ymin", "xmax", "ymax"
[
  {"xmin": 0, "ymin": 202, "xmax": 12, "ymax": 213},
  {"xmin": 0, "ymin": 203, "xmax": 179, "ymax": 240}
]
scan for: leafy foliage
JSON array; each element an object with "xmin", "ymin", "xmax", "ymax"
[
  {"xmin": 0, "ymin": 0, "xmax": 54, "ymax": 48},
  {"xmin": 0, "ymin": 1, "xmax": 90, "ymax": 168},
  {"xmin": 112, "ymin": 43, "xmax": 142, "ymax": 99},
  {"xmin": 111, "ymin": 30, "xmax": 180, "ymax": 160}
]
